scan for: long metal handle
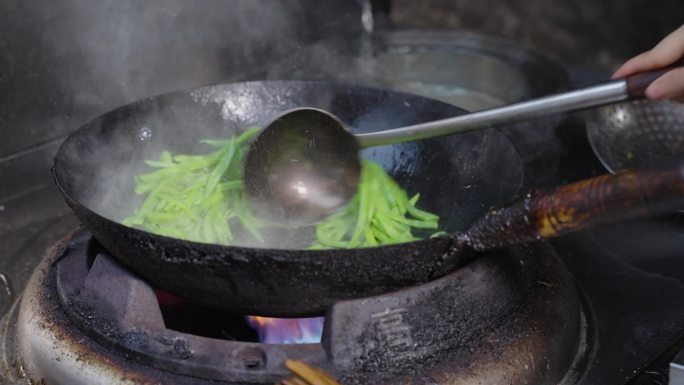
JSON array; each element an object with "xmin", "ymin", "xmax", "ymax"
[
  {"xmin": 356, "ymin": 62, "xmax": 684, "ymax": 148},
  {"xmin": 356, "ymin": 80, "xmax": 629, "ymax": 148}
]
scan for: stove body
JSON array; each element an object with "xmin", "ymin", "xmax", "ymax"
[{"xmin": 4, "ymin": 230, "xmax": 583, "ymax": 384}]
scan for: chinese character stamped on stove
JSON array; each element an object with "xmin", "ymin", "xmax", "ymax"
[{"xmin": 370, "ymin": 307, "xmax": 414, "ymax": 358}]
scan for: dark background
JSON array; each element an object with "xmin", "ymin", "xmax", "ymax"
[{"xmin": 391, "ymin": 0, "xmax": 684, "ymax": 70}]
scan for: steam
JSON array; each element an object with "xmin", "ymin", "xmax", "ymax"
[
  {"xmin": 50, "ymin": 0, "xmax": 369, "ymax": 248},
  {"xmin": 51, "ymin": 0, "xmax": 303, "ymax": 111},
  {"xmin": 55, "ymin": 1, "xmax": 558, "ymax": 250}
]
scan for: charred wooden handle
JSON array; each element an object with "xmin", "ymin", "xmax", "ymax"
[{"xmin": 462, "ymin": 164, "xmax": 684, "ymax": 251}]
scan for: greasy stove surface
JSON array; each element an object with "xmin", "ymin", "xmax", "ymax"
[{"xmin": 553, "ymin": 230, "xmax": 684, "ymax": 384}]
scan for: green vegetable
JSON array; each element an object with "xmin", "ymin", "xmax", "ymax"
[
  {"xmin": 123, "ymin": 127, "xmax": 262, "ymax": 245},
  {"xmin": 124, "ymin": 128, "xmax": 442, "ymax": 248},
  {"xmin": 308, "ymin": 161, "xmax": 439, "ymax": 249}
]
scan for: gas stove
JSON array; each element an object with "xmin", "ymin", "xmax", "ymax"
[
  {"xmin": 2, "ymin": 10, "xmax": 684, "ymax": 384},
  {"xmin": 2, "ymin": 229, "xmax": 584, "ymax": 384}
]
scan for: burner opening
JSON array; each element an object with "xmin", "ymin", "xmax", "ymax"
[
  {"xmin": 156, "ymin": 292, "xmax": 260, "ymax": 342},
  {"xmin": 155, "ymin": 290, "xmax": 325, "ymax": 344},
  {"xmin": 79, "ymin": 236, "xmax": 327, "ymax": 345},
  {"xmin": 245, "ymin": 316, "xmax": 325, "ymax": 344}
]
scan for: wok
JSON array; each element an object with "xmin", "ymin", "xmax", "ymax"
[
  {"xmin": 53, "ymin": 81, "xmax": 684, "ymax": 317},
  {"xmin": 53, "ymin": 81, "xmax": 523, "ymax": 316}
]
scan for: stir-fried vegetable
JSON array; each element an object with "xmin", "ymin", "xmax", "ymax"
[
  {"xmin": 123, "ymin": 127, "xmax": 263, "ymax": 244},
  {"xmin": 124, "ymin": 128, "xmax": 442, "ymax": 248},
  {"xmin": 309, "ymin": 160, "xmax": 441, "ymax": 249}
]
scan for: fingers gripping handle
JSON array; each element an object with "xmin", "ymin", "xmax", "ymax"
[
  {"xmin": 462, "ymin": 164, "xmax": 684, "ymax": 251},
  {"xmin": 625, "ymin": 61, "xmax": 684, "ymax": 98}
]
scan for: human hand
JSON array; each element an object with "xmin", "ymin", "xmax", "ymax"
[{"xmin": 613, "ymin": 25, "xmax": 684, "ymax": 101}]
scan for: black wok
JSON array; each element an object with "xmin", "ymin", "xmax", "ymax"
[
  {"xmin": 53, "ymin": 81, "xmax": 524, "ymax": 316},
  {"xmin": 53, "ymin": 80, "xmax": 684, "ymax": 317}
]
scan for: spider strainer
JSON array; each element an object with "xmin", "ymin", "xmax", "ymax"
[{"xmin": 587, "ymin": 100, "xmax": 684, "ymax": 173}]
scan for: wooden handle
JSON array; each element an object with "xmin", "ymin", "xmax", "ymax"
[
  {"xmin": 625, "ymin": 60, "xmax": 684, "ymax": 98},
  {"xmin": 462, "ymin": 164, "xmax": 684, "ymax": 251},
  {"xmin": 280, "ymin": 360, "xmax": 340, "ymax": 385}
]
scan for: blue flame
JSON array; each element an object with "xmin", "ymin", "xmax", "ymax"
[{"xmin": 246, "ymin": 316, "xmax": 324, "ymax": 344}]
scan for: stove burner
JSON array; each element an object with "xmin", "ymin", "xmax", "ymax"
[{"xmin": 6, "ymin": 229, "xmax": 589, "ymax": 384}]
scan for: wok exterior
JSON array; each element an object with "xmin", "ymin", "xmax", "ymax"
[{"xmin": 63, "ymin": 193, "xmax": 470, "ymax": 316}]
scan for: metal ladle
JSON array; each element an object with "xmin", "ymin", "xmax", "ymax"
[{"xmin": 244, "ymin": 65, "xmax": 681, "ymax": 225}]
